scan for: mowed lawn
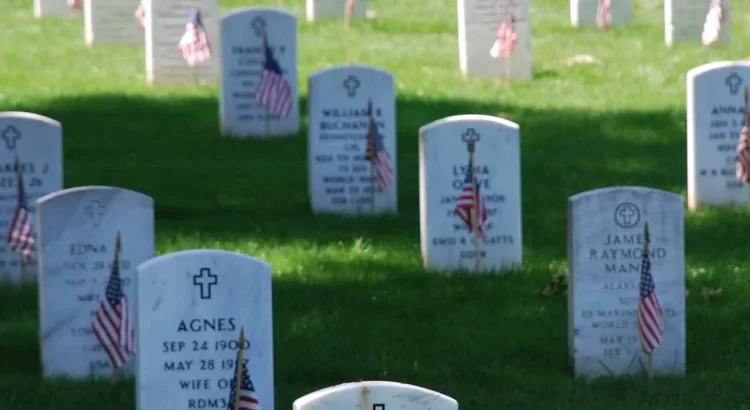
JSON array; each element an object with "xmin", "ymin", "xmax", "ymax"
[{"xmin": 2, "ymin": 0, "xmax": 750, "ymax": 408}]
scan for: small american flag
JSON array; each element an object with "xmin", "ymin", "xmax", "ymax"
[
  {"xmin": 67, "ymin": 0, "xmax": 82, "ymax": 9},
  {"xmin": 364, "ymin": 101, "xmax": 394, "ymax": 191},
  {"xmin": 345, "ymin": 0, "xmax": 356, "ymax": 18},
  {"xmin": 596, "ymin": 0, "xmax": 611, "ymax": 30},
  {"xmin": 226, "ymin": 330, "xmax": 261, "ymax": 410},
  {"xmin": 178, "ymin": 9, "xmax": 212, "ymax": 67},
  {"xmin": 254, "ymin": 35, "xmax": 293, "ymax": 118},
  {"xmin": 7, "ymin": 160, "xmax": 34, "ymax": 259},
  {"xmin": 135, "ymin": 3, "xmax": 146, "ymax": 28},
  {"xmin": 92, "ymin": 235, "xmax": 135, "ymax": 370},
  {"xmin": 636, "ymin": 223, "xmax": 664, "ymax": 354},
  {"xmin": 737, "ymin": 120, "xmax": 750, "ymax": 182},
  {"xmin": 701, "ymin": 0, "xmax": 723, "ymax": 46},
  {"xmin": 455, "ymin": 163, "xmax": 488, "ymax": 236},
  {"xmin": 489, "ymin": 20, "xmax": 517, "ymax": 58}
]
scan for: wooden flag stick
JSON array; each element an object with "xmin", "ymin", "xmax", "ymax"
[
  {"xmin": 647, "ymin": 352, "xmax": 653, "ymax": 379},
  {"xmin": 264, "ymin": 107, "xmax": 271, "ymax": 138},
  {"xmin": 232, "ymin": 328, "xmax": 246, "ymax": 410},
  {"xmin": 468, "ymin": 139, "xmax": 481, "ymax": 272},
  {"xmin": 505, "ymin": 0, "xmax": 513, "ymax": 82}
]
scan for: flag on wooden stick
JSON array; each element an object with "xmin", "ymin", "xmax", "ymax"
[
  {"xmin": 135, "ymin": 3, "xmax": 146, "ymax": 28},
  {"xmin": 455, "ymin": 163, "xmax": 487, "ymax": 236},
  {"xmin": 596, "ymin": 0, "xmax": 611, "ymax": 30},
  {"xmin": 226, "ymin": 328, "xmax": 261, "ymax": 410},
  {"xmin": 363, "ymin": 100, "xmax": 394, "ymax": 192},
  {"xmin": 254, "ymin": 35, "xmax": 293, "ymax": 118},
  {"xmin": 67, "ymin": 0, "xmax": 82, "ymax": 9},
  {"xmin": 489, "ymin": 20, "xmax": 517, "ymax": 58},
  {"xmin": 738, "ymin": 87, "xmax": 750, "ymax": 182},
  {"xmin": 701, "ymin": 0, "xmax": 724, "ymax": 46},
  {"xmin": 636, "ymin": 223, "xmax": 664, "ymax": 354},
  {"xmin": 7, "ymin": 158, "xmax": 34, "ymax": 259},
  {"xmin": 178, "ymin": 9, "xmax": 212, "ymax": 67}
]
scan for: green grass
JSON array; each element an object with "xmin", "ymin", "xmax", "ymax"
[{"xmin": 2, "ymin": 0, "xmax": 750, "ymax": 408}]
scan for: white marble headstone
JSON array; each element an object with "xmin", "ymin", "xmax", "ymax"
[
  {"xmin": 686, "ymin": 61, "xmax": 750, "ymax": 210},
  {"xmin": 457, "ymin": 0, "xmax": 532, "ymax": 80},
  {"xmin": 294, "ymin": 381, "xmax": 458, "ymax": 410},
  {"xmin": 308, "ymin": 65, "xmax": 397, "ymax": 215},
  {"xmin": 34, "ymin": 0, "xmax": 81, "ymax": 18},
  {"xmin": 37, "ymin": 186, "xmax": 154, "ymax": 378},
  {"xmin": 83, "ymin": 0, "xmax": 143, "ymax": 46},
  {"xmin": 136, "ymin": 250, "xmax": 274, "ymax": 410},
  {"xmin": 145, "ymin": 0, "xmax": 219, "ymax": 85},
  {"xmin": 305, "ymin": 0, "xmax": 367, "ymax": 22},
  {"xmin": 568, "ymin": 186, "xmax": 685, "ymax": 378},
  {"xmin": 0, "ymin": 112, "xmax": 63, "ymax": 284},
  {"xmin": 570, "ymin": 0, "xmax": 631, "ymax": 27},
  {"xmin": 219, "ymin": 7, "xmax": 298, "ymax": 138},
  {"xmin": 665, "ymin": 0, "xmax": 731, "ymax": 46},
  {"xmin": 418, "ymin": 114, "xmax": 521, "ymax": 272}
]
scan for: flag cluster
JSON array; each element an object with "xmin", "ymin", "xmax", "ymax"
[
  {"xmin": 254, "ymin": 36, "xmax": 293, "ymax": 118},
  {"xmin": 178, "ymin": 9, "xmax": 212, "ymax": 67},
  {"xmin": 490, "ymin": 20, "xmax": 517, "ymax": 58},
  {"xmin": 701, "ymin": 0, "xmax": 724, "ymax": 46},
  {"xmin": 7, "ymin": 161, "xmax": 34, "ymax": 259},
  {"xmin": 364, "ymin": 103, "xmax": 394, "ymax": 192},
  {"xmin": 596, "ymin": 0, "xmax": 611, "ymax": 30},
  {"xmin": 135, "ymin": 3, "xmax": 146, "ymax": 28},
  {"xmin": 636, "ymin": 224, "xmax": 664, "ymax": 354},
  {"xmin": 91, "ymin": 239, "xmax": 135, "ymax": 370},
  {"xmin": 455, "ymin": 164, "xmax": 488, "ymax": 236}
]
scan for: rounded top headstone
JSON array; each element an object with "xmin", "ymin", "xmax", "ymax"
[
  {"xmin": 37, "ymin": 185, "xmax": 153, "ymax": 206},
  {"xmin": 568, "ymin": 186, "xmax": 683, "ymax": 205},
  {"xmin": 221, "ymin": 6, "xmax": 296, "ymax": 22},
  {"xmin": 687, "ymin": 60, "xmax": 750, "ymax": 80},
  {"xmin": 419, "ymin": 114, "xmax": 519, "ymax": 136},
  {"xmin": 0, "ymin": 111, "xmax": 61, "ymax": 127},
  {"xmin": 137, "ymin": 249, "xmax": 270, "ymax": 273},
  {"xmin": 293, "ymin": 381, "xmax": 458, "ymax": 410}
]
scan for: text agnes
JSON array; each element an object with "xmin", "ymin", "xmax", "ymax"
[
  {"xmin": 706, "ymin": 105, "xmax": 746, "ymax": 190},
  {"xmin": 158, "ymin": 317, "xmax": 256, "ymax": 408},
  {"xmin": 431, "ymin": 164, "xmax": 513, "ymax": 257}
]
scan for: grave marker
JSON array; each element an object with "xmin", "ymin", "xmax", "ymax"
[
  {"xmin": 570, "ymin": 0, "xmax": 631, "ymax": 27},
  {"xmin": 219, "ymin": 7, "xmax": 298, "ymax": 137},
  {"xmin": 145, "ymin": 0, "xmax": 219, "ymax": 84},
  {"xmin": 83, "ymin": 0, "xmax": 143, "ymax": 46},
  {"xmin": 136, "ymin": 250, "xmax": 274, "ymax": 410},
  {"xmin": 568, "ymin": 186, "xmax": 685, "ymax": 378},
  {"xmin": 418, "ymin": 114, "xmax": 521, "ymax": 272},
  {"xmin": 305, "ymin": 0, "xmax": 367, "ymax": 22},
  {"xmin": 37, "ymin": 186, "xmax": 154, "ymax": 378},
  {"xmin": 686, "ymin": 61, "xmax": 750, "ymax": 209},
  {"xmin": 308, "ymin": 65, "xmax": 397, "ymax": 214},
  {"xmin": 665, "ymin": 0, "xmax": 730, "ymax": 46},
  {"xmin": 294, "ymin": 381, "xmax": 458, "ymax": 410},
  {"xmin": 35, "ymin": 0, "xmax": 81, "ymax": 18},
  {"xmin": 457, "ymin": 0, "xmax": 532, "ymax": 79},
  {"xmin": 0, "ymin": 112, "xmax": 63, "ymax": 284}
]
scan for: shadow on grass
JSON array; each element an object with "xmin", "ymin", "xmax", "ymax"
[{"xmin": 14, "ymin": 92, "xmax": 750, "ymax": 267}]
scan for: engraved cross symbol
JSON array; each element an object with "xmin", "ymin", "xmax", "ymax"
[
  {"xmin": 84, "ymin": 200, "xmax": 105, "ymax": 228},
  {"xmin": 1, "ymin": 126, "xmax": 21, "ymax": 150},
  {"xmin": 193, "ymin": 268, "xmax": 218, "ymax": 300},
  {"xmin": 343, "ymin": 76, "xmax": 361, "ymax": 97},
  {"xmin": 726, "ymin": 72, "xmax": 743, "ymax": 95},
  {"xmin": 251, "ymin": 17, "xmax": 266, "ymax": 37},
  {"xmin": 461, "ymin": 128, "xmax": 481, "ymax": 143},
  {"xmin": 619, "ymin": 207, "xmax": 636, "ymax": 224},
  {"xmin": 614, "ymin": 202, "xmax": 640, "ymax": 228}
]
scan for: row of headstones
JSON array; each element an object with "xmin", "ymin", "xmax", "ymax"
[
  {"xmin": 0, "ymin": 55, "xmax": 748, "ymax": 275},
  {"xmin": 571, "ymin": 0, "xmax": 730, "ymax": 46}
]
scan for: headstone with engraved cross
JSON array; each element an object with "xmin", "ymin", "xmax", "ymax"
[
  {"xmin": 219, "ymin": 7, "xmax": 298, "ymax": 138},
  {"xmin": 307, "ymin": 65, "xmax": 397, "ymax": 215},
  {"xmin": 36, "ymin": 186, "xmax": 154, "ymax": 378},
  {"xmin": 665, "ymin": 0, "xmax": 731, "ymax": 46},
  {"xmin": 418, "ymin": 114, "xmax": 522, "ymax": 272},
  {"xmin": 568, "ymin": 186, "xmax": 685, "ymax": 378},
  {"xmin": 294, "ymin": 381, "xmax": 458, "ymax": 410},
  {"xmin": 0, "ymin": 112, "xmax": 63, "ymax": 284},
  {"xmin": 305, "ymin": 0, "xmax": 367, "ymax": 22},
  {"xmin": 136, "ymin": 250, "xmax": 274, "ymax": 410},
  {"xmin": 34, "ymin": 0, "xmax": 81, "ymax": 18},
  {"xmin": 457, "ymin": 0, "xmax": 532, "ymax": 79},
  {"xmin": 145, "ymin": 0, "xmax": 219, "ymax": 84},
  {"xmin": 686, "ymin": 61, "xmax": 750, "ymax": 209},
  {"xmin": 570, "ymin": 0, "xmax": 631, "ymax": 27}
]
